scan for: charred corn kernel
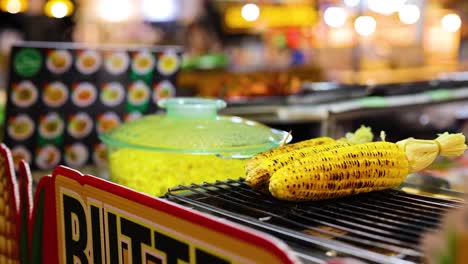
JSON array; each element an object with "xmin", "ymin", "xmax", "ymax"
[
  {"xmin": 245, "ymin": 137, "xmax": 335, "ymax": 174},
  {"xmin": 245, "ymin": 140, "xmax": 350, "ymax": 190},
  {"xmin": 269, "ymin": 142, "xmax": 409, "ymax": 201}
]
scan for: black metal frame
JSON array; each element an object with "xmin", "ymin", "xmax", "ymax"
[{"xmin": 165, "ymin": 179, "xmax": 464, "ymax": 264}]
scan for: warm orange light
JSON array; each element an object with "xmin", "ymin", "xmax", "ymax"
[
  {"xmin": 329, "ymin": 27, "xmax": 354, "ymax": 47},
  {"xmin": 241, "ymin": 3, "xmax": 260, "ymax": 22},
  {"xmin": 324, "ymin": 7, "xmax": 347, "ymax": 28},
  {"xmin": 0, "ymin": 0, "xmax": 27, "ymax": 14},
  {"xmin": 441, "ymin": 13, "xmax": 462, "ymax": 33},
  {"xmin": 398, "ymin": 4, "xmax": 420, "ymax": 25},
  {"xmin": 225, "ymin": 5, "xmax": 317, "ymax": 29},
  {"xmin": 44, "ymin": 0, "xmax": 74, "ymax": 18},
  {"xmin": 354, "ymin": 16, "xmax": 376, "ymax": 36}
]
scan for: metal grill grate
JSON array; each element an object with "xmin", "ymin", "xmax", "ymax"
[{"xmin": 165, "ymin": 179, "xmax": 464, "ymax": 264}]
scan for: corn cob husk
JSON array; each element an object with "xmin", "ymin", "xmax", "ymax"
[
  {"xmin": 341, "ymin": 125, "xmax": 374, "ymax": 144},
  {"xmin": 396, "ymin": 132, "xmax": 467, "ymax": 172}
]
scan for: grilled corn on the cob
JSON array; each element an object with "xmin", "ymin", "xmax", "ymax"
[
  {"xmin": 246, "ymin": 140, "xmax": 349, "ymax": 191},
  {"xmin": 245, "ymin": 126, "xmax": 375, "ymax": 192},
  {"xmin": 245, "ymin": 125, "xmax": 375, "ymax": 175},
  {"xmin": 269, "ymin": 133, "xmax": 466, "ymax": 201},
  {"xmin": 269, "ymin": 142, "xmax": 408, "ymax": 201},
  {"xmin": 245, "ymin": 137, "xmax": 335, "ymax": 174}
]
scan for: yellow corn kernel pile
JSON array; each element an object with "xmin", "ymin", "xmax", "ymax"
[{"xmin": 109, "ymin": 148, "xmax": 246, "ymax": 196}]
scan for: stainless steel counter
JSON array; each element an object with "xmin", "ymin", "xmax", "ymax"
[{"xmin": 221, "ymin": 86, "xmax": 468, "ymax": 137}]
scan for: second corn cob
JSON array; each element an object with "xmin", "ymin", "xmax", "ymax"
[
  {"xmin": 245, "ymin": 126, "xmax": 375, "ymax": 192},
  {"xmin": 245, "ymin": 137, "xmax": 335, "ymax": 174},
  {"xmin": 245, "ymin": 140, "xmax": 350, "ymax": 191},
  {"xmin": 246, "ymin": 125, "xmax": 374, "ymax": 175}
]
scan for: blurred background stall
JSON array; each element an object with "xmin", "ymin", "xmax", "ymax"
[
  {"xmin": 2, "ymin": 3, "xmax": 468, "ymax": 262},
  {"xmin": 0, "ymin": 0, "xmax": 466, "ymax": 93},
  {"xmin": 1, "ymin": 0, "xmax": 468, "ymax": 141}
]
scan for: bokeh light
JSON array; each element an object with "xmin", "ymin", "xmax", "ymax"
[
  {"xmin": 354, "ymin": 16, "xmax": 377, "ymax": 36},
  {"xmin": 241, "ymin": 3, "xmax": 260, "ymax": 22},
  {"xmin": 441, "ymin": 13, "xmax": 462, "ymax": 33},
  {"xmin": 324, "ymin": 7, "xmax": 347, "ymax": 28},
  {"xmin": 368, "ymin": 0, "xmax": 406, "ymax": 15},
  {"xmin": 344, "ymin": 0, "xmax": 360, "ymax": 8},
  {"xmin": 0, "ymin": 0, "xmax": 27, "ymax": 14},
  {"xmin": 142, "ymin": 0, "xmax": 178, "ymax": 22},
  {"xmin": 44, "ymin": 0, "xmax": 74, "ymax": 18},
  {"xmin": 97, "ymin": 0, "xmax": 132, "ymax": 22},
  {"xmin": 398, "ymin": 4, "xmax": 420, "ymax": 25}
]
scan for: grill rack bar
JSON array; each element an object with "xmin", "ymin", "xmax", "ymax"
[
  {"xmin": 201, "ymin": 182, "xmax": 419, "ymax": 249},
  {"xmin": 332, "ymin": 202, "xmax": 440, "ymax": 228},
  {"xmin": 167, "ymin": 189, "xmax": 413, "ymax": 264},
  {"xmin": 166, "ymin": 179, "xmax": 464, "ymax": 263}
]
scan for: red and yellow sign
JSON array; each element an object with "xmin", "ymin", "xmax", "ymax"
[
  {"xmin": 0, "ymin": 143, "xmax": 297, "ymax": 264},
  {"xmin": 53, "ymin": 167, "xmax": 296, "ymax": 263},
  {"xmin": 225, "ymin": 5, "xmax": 317, "ymax": 29}
]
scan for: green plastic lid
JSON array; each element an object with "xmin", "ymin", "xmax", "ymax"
[{"xmin": 100, "ymin": 98, "xmax": 291, "ymax": 158}]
